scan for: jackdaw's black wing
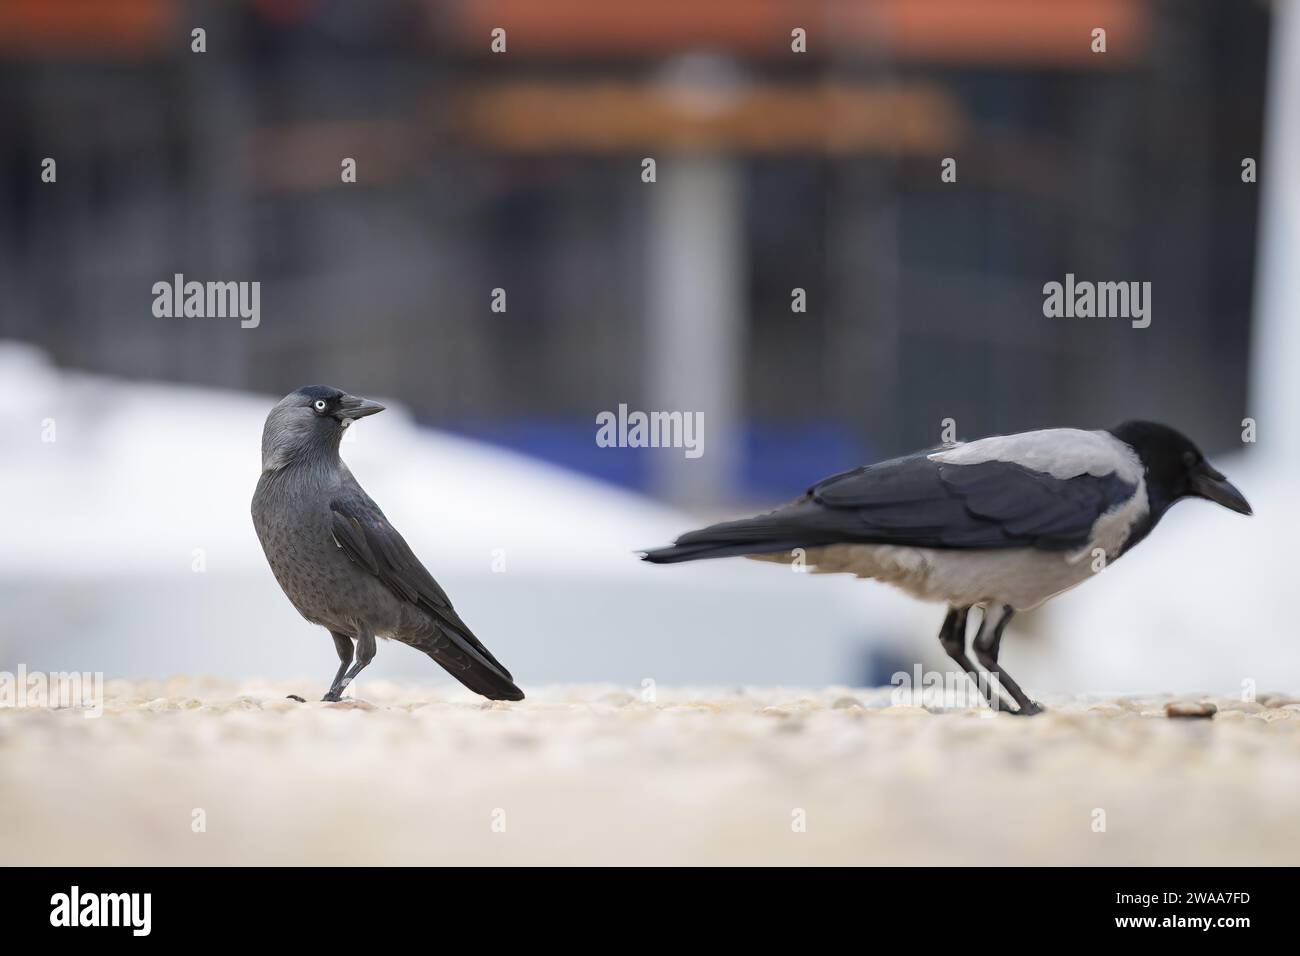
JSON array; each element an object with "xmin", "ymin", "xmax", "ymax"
[
  {"xmin": 642, "ymin": 447, "xmax": 1138, "ymax": 563},
  {"xmin": 328, "ymin": 488, "xmax": 523, "ymax": 700}
]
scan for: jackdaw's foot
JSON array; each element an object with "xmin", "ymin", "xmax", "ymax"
[
  {"xmin": 1005, "ymin": 700, "xmax": 1045, "ymax": 717},
  {"xmin": 286, "ymin": 694, "xmax": 306, "ymax": 703},
  {"xmin": 321, "ymin": 690, "xmax": 344, "ymax": 702}
]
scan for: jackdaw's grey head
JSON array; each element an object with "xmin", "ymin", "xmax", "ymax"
[{"xmin": 260, "ymin": 385, "xmax": 385, "ymax": 472}]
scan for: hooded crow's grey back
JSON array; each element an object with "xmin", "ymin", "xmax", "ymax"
[
  {"xmin": 642, "ymin": 422, "xmax": 1250, "ymax": 715},
  {"xmin": 251, "ymin": 385, "xmax": 524, "ymax": 702}
]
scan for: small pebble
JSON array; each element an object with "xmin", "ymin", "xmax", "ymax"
[
  {"xmin": 1165, "ymin": 701, "xmax": 1217, "ymax": 719},
  {"xmin": 1261, "ymin": 694, "xmax": 1300, "ymax": 708}
]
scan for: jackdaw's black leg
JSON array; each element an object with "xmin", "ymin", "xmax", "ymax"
[
  {"xmin": 972, "ymin": 605, "xmax": 1042, "ymax": 716},
  {"xmin": 936, "ymin": 606, "xmax": 999, "ymax": 711},
  {"xmin": 324, "ymin": 629, "xmax": 376, "ymax": 702},
  {"xmin": 322, "ymin": 630, "xmax": 355, "ymax": 702}
]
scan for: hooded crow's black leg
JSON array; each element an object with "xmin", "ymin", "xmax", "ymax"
[
  {"xmin": 323, "ymin": 628, "xmax": 376, "ymax": 701},
  {"xmin": 936, "ymin": 607, "xmax": 1000, "ymax": 711},
  {"xmin": 972, "ymin": 605, "xmax": 1042, "ymax": 716}
]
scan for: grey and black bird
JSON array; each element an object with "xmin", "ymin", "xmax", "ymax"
[
  {"xmin": 642, "ymin": 421, "xmax": 1251, "ymax": 715},
  {"xmin": 251, "ymin": 386, "xmax": 524, "ymax": 702}
]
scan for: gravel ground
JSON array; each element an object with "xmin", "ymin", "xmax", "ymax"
[{"xmin": 2, "ymin": 679, "xmax": 1298, "ymax": 866}]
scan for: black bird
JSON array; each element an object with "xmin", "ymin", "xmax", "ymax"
[
  {"xmin": 251, "ymin": 386, "xmax": 524, "ymax": 702},
  {"xmin": 642, "ymin": 422, "xmax": 1251, "ymax": 715}
]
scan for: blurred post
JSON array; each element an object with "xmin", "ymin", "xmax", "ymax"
[
  {"xmin": 1252, "ymin": 0, "xmax": 1300, "ymax": 463},
  {"xmin": 646, "ymin": 155, "xmax": 745, "ymax": 507}
]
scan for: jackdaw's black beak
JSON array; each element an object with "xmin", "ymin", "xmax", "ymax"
[
  {"xmin": 1190, "ymin": 462, "xmax": 1252, "ymax": 515},
  {"xmin": 336, "ymin": 395, "xmax": 385, "ymax": 421}
]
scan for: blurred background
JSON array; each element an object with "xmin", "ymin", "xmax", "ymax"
[{"xmin": 0, "ymin": 0, "xmax": 1294, "ymax": 696}]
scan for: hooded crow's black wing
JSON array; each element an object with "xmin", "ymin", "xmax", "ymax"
[
  {"xmin": 328, "ymin": 489, "xmax": 523, "ymax": 700},
  {"xmin": 642, "ymin": 449, "xmax": 1138, "ymax": 562},
  {"xmin": 813, "ymin": 453, "xmax": 1138, "ymax": 549}
]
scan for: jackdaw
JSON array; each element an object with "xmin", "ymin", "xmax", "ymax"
[
  {"xmin": 642, "ymin": 422, "xmax": 1250, "ymax": 715},
  {"xmin": 251, "ymin": 386, "xmax": 524, "ymax": 702}
]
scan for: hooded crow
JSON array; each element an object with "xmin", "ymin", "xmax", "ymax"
[
  {"xmin": 251, "ymin": 386, "xmax": 524, "ymax": 702},
  {"xmin": 642, "ymin": 421, "xmax": 1251, "ymax": 715}
]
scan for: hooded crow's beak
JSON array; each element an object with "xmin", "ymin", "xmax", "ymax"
[
  {"xmin": 1190, "ymin": 462, "xmax": 1252, "ymax": 515},
  {"xmin": 336, "ymin": 394, "xmax": 386, "ymax": 421}
]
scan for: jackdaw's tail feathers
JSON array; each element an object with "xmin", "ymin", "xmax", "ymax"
[
  {"xmin": 399, "ymin": 592, "xmax": 525, "ymax": 701},
  {"xmin": 412, "ymin": 617, "xmax": 525, "ymax": 701},
  {"xmin": 451, "ymin": 658, "xmax": 525, "ymax": 702}
]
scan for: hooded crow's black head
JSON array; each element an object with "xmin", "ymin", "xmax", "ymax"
[{"xmin": 1108, "ymin": 420, "xmax": 1252, "ymax": 519}]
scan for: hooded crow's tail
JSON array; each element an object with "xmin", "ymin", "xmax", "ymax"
[{"xmin": 641, "ymin": 507, "xmax": 823, "ymax": 564}]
